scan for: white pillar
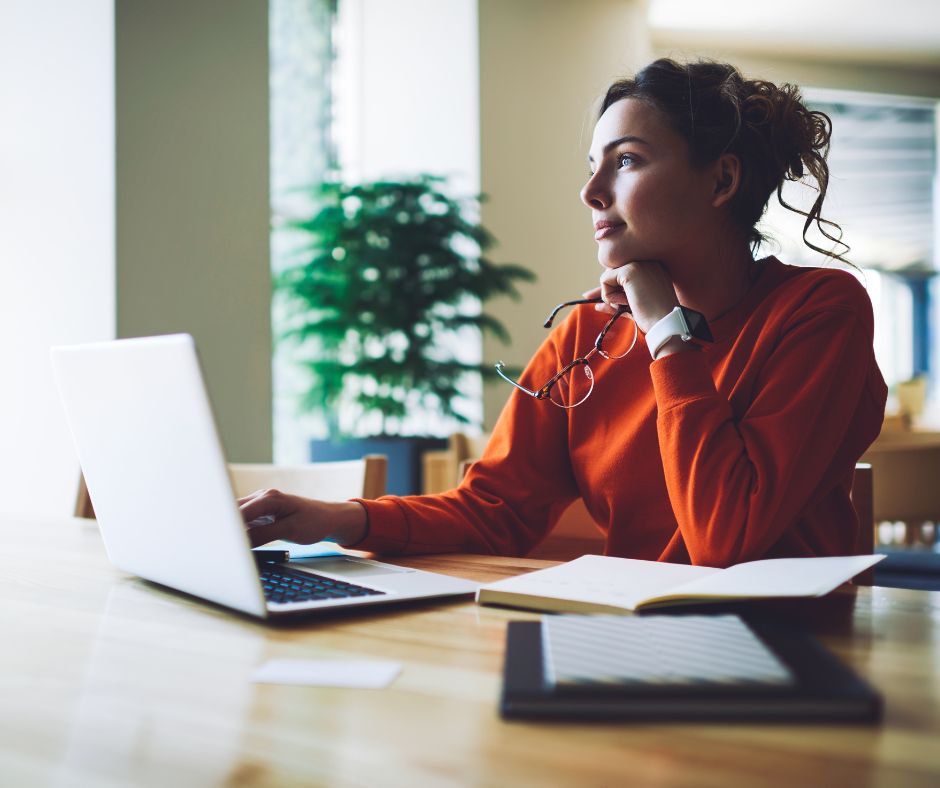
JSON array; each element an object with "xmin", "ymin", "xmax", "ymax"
[{"xmin": 0, "ymin": 0, "xmax": 115, "ymax": 517}]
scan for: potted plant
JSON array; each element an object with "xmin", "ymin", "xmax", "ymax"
[{"xmin": 275, "ymin": 174, "xmax": 535, "ymax": 494}]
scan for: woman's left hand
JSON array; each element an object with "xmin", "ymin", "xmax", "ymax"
[{"xmin": 596, "ymin": 261, "xmax": 679, "ymax": 334}]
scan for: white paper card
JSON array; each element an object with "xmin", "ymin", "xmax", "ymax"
[
  {"xmin": 258, "ymin": 539, "xmax": 346, "ymax": 559},
  {"xmin": 252, "ymin": 659, "xmax": 402, "ymax": 689}
]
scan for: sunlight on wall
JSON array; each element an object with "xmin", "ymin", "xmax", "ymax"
[{"xmin": 0, "ymin": 0, "xmax": 115, "ymax": 517}]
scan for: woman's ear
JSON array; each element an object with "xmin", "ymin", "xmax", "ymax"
[{"xmin": 711, "ymin": 154, "xmax": 741, "ymax": 208}]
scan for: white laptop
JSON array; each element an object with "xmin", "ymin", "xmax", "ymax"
[{"xmin": 50, "ymin": 333, "xmax": 477, "ymax": 620}]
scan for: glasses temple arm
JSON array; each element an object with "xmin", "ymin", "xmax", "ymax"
[
  {"xmin": 543, "ymin": 298, "xmax": 603, "ymax": 328},
  {"xmin": 494, "ymin": 362, "xmax": 542, "ymax": 398}
]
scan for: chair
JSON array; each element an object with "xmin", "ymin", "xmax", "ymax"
[
  {"xmin": 74, "ymin": 455, "xmax": 388, "ymax": 520},
  {"xmin": 861, "ymin": 429, "xmax": 940, "ymax": 528},
  {"xmin": 851, "ymin": 462, "xmax": 874, "ymax": 585},
  {"xmin": 229, "ymin": 455, "xmax": 387, "ymax": 501},
  {"xmin": 524, "ymin": 499, "xmax": 606, "ymax": 560},
  {"xmin": 422, "ymin": 432, "xmax": 491, "ymax": 494},
  {"xmin": 74, "ymin": 474, "xmax": 96, "ymax": 519}
]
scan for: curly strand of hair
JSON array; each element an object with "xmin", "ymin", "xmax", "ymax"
[{"xmin": 773, "ymin": 107, "xmax": 852, "ymax": 265}]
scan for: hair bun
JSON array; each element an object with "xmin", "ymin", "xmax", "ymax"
[{"xmin": 741, "ymin": 81, "xmax": 815, "ymax": 182}]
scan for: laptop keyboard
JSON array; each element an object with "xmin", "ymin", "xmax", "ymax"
[{"xmin": 259, "ymin": 565, "xmax": 386, "ymax": 605}]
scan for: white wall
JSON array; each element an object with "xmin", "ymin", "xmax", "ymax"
[
  {"xmin": 0, "ymin": 0, "xmax": 115, "ymax": 517},
  {"xmin": 0, "ymin": 0, "xmax": 273, "ymax": 519}
]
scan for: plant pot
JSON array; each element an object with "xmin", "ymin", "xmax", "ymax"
[{"xmin": 310, "ymin": 436, "xmax": 448, "ymax": 496}]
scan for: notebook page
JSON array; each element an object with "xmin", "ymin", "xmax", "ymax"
[
  {"xmin": 483, "ymin": 555, "xmax": 717, "ymax": 610},
  {"xmin": 651, "ymin": 554, "xmax": 886, "ymax": 602}
]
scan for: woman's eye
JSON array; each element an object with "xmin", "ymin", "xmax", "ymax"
[{"xmin": 618, "ymin": 153, "xmax": 635, "ymax": 168}]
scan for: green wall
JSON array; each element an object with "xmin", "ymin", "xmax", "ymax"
[{"xmin": 116, "ymin": 0, "xmax": 273, "ymax": 462}]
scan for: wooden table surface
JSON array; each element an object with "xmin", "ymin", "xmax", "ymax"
[{"xmin": 2, "ymin": 515, "xmax": 939, "ymax": 787}]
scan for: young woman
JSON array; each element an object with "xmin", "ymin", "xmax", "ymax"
[{"xmin": 241, "ymin": 59, "xmax": 887, "ymax": 567}]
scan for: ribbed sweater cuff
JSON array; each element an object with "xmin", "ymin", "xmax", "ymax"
[
  {"xmin": 349, "ymin": 497, "xmax": 410, "ymax": 553},
  {"xmin": 649, "ymin": 349, "xmax": 717, "ymax": 411}
]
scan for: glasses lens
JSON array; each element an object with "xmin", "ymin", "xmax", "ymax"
[
  {"xmin": 599, "ymin": 314, "xmax": 638, "ymax": 360},
  {"xmin": 548, "ymin": 362, "xmax": 595, "ymax": 408}
]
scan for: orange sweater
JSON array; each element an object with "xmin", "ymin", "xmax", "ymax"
[{"xmin": 356, "ymin": 258, "xmax": 887, "ymax": 567}]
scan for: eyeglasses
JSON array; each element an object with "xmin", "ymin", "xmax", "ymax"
[{"xmin": 495, "ymin": 297, "xmax": 637, "ymax": 408}]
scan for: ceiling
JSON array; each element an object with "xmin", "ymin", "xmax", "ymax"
[{"xmin": 648, "ymin": 0, "xmax": 940, "ymax": 65}]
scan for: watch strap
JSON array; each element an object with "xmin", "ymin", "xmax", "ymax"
[{"xmin": 645, "ymin": 306, "xmax": 712, "ymax": 359}]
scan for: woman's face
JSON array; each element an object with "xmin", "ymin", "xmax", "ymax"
[{"xmin": 581, "ymin": 98, "xmax": 718, "ymax": 272}]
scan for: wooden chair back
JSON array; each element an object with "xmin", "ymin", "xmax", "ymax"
[
  {"xmin": 229, "ymin": 455, "xmax": 387, "ymax": 502},
  {"xmin": 457, "ymin": 459, "xmax": 474, "ymax": 481},
  {"xmin": 74, "ymin": 474, "xmax": 95, "ymax": 519},
  {"xmin": 851, "ymin": 462, "xmax": 875, "ymax": 585},
  {"xmin": 75, "ymin": 454, "xmax": 387, "ymax": 519},
  {"xmin": 423, "ymin": 432, "xmax": 491, "ymax": 494}
]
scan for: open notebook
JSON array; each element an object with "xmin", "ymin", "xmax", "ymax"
[{"xmin": 477, "ymin": 554, "xmax": 885, "ymax": 614}]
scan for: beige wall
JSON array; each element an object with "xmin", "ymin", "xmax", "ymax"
[
  {"xmin": 478, "ymin": 0, "xmax": 651, "ymax": 427},
  {"xmin": 116, "ymin": 0, "xmax": 273, "ymax": 462},
  {"xmin": 652, "ymin": 44, "xmax": 940, "ymax": 98}
]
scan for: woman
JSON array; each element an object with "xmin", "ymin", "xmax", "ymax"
[{"xmin": 241, "ymin": 59, "xmax": 887, "ymax": 567}]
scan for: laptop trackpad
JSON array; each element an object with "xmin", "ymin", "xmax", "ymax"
[{"xmin": 291, "ymin": 556, "xmax": 412, "ymax": 577}]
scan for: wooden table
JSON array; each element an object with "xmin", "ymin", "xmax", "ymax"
[{"xmin": 2, "ymin": 516, "xmax": 939, "ymax": 787}]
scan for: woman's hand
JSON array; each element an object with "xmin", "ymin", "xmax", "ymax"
[
  {"xmin": 238, "ymin": 489, "xmax": 367, "ymax": 548},
  {"xmin": 597, "ymin": 261, "xmax": 679, "ymax": 334}
]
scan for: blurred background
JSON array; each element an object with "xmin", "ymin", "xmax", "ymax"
[{"xmin": 2, "ymin": 0, "xmax": 939, "ymax": 550}]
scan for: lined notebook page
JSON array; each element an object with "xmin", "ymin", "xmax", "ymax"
[
  {"xmin": 542, "ymin": 614, "xmax": 795, "ymax": 689},
  {"xmin": 485, "ymin": 556, "xmax": 717, "ymax": 610},
  {"xmin": 659, "ymin": 555, "xmax": 886, "ymax": 601}
]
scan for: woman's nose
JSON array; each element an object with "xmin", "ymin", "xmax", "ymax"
[{"xmin": 580, "ymin": 172, "xmax": 610, "ymax": 210}]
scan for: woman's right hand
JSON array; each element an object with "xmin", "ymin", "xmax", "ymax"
[
  {"xmin": 238, "ymin": 489, "xmax": 367, "ymax": 548},
  {"xmin": 583, "ymin": 285, "xmax": 619, "ymax": 316}
]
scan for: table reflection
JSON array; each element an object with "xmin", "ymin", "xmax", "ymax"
[{"xmin": 56, "ymin": 581, "xmax": 264, "ymax": 786}]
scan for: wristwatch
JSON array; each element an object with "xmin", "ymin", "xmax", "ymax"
[{"xmin": 645, "ymin": 306, "xmax": 713, "ymax": 359}]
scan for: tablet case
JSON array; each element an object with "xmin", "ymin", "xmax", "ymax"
[{"xmin": 500, "ymin": 616, "xmax": 882, "ymax": 722}]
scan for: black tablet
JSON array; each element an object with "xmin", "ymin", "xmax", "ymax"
[{"xmin": 500, "ymin": 614, "xmax": 882, "ymax": 722}]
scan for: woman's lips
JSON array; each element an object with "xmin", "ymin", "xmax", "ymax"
[{"xmin": 594, "ymin": 222, "xmax": 625, "ymax": 241}]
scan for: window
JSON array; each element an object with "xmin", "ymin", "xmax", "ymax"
[
  {"xmin": 269, "ymin": 0, "xmax": 336, "ymax": 462},
  {"xmin": 760, "ymin": 89, "xmax": 939, "ymax": 412}
]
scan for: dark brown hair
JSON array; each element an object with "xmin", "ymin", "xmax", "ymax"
[{"xmin": 602, "ymin": 58, "xmax": 847, "ymax": 262}]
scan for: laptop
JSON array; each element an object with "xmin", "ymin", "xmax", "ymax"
[{"xmin": 50, "ymin": 333, "xmax": 477, "ymax": 619}]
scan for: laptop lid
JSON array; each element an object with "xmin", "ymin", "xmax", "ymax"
[{"xmin": 51, "ymin": 334, "xmax": 267, "ymax": 617}]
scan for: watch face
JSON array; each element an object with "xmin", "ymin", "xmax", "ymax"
[{"xmin": 679, "ymin": 307, "xmax": 713, "ymax": 343}]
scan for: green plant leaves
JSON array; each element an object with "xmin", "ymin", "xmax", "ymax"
[{"xmin": 275, "ymin": 174, "xmax": 535, "ymax": 436}]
